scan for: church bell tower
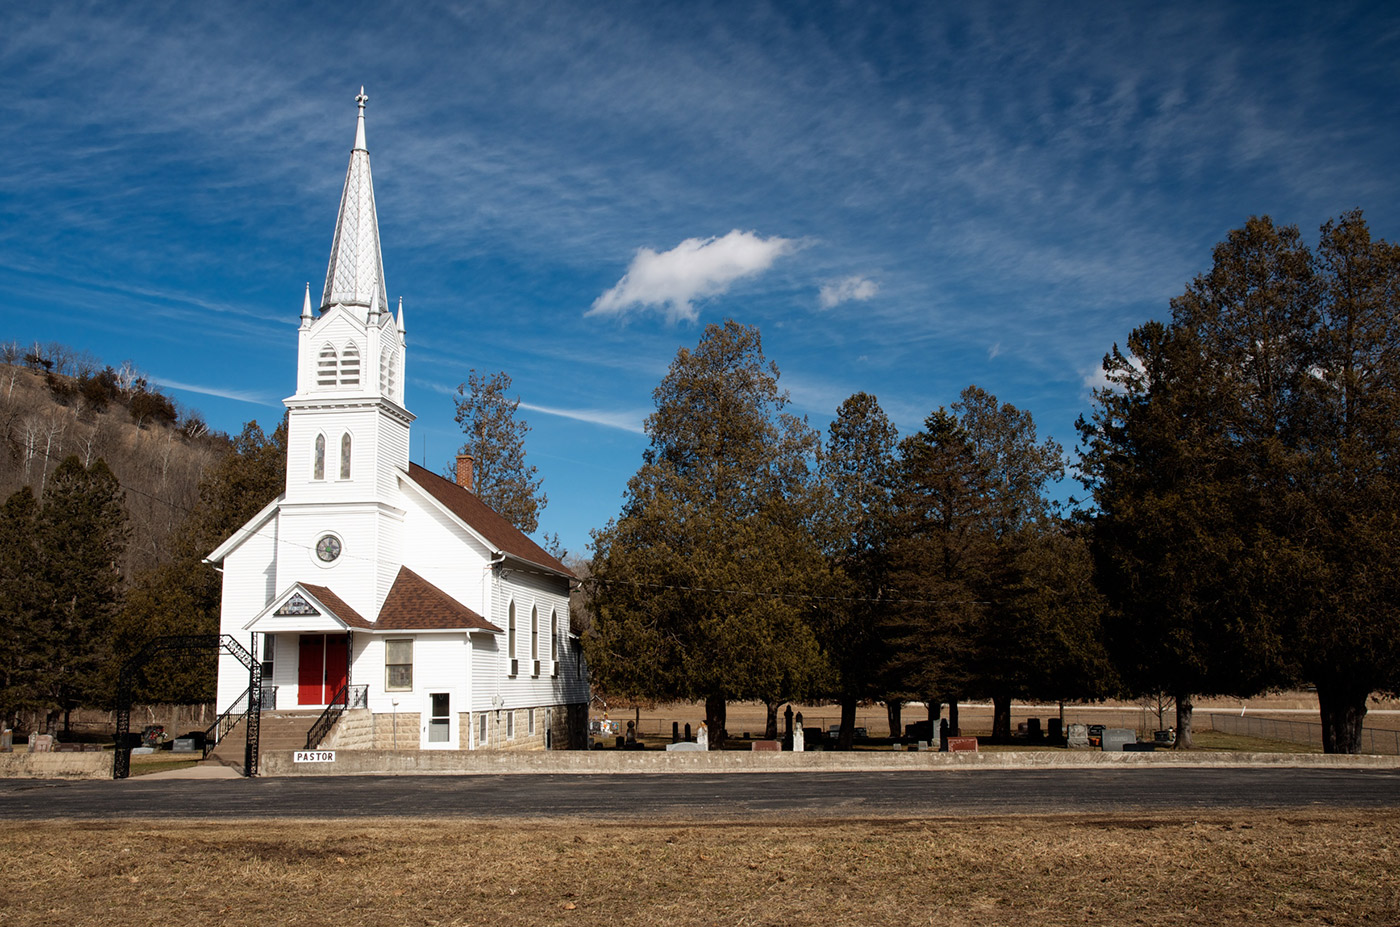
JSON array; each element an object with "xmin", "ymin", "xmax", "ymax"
[{"xmin": 278, "ymin": 89, "xmax": 414, "ymax": 618}]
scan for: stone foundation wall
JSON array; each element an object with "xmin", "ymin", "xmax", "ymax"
[
  {"xmin": 324, "ymin": 710, "xmax": 421, "ymax": 750},
  {"xmin": 326, "ymin": 703, "xmax": 587, "ymax": 752}
]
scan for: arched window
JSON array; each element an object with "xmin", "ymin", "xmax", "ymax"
[
  {"xmin": 317, "ymin": 344, "xmax": 338, "ymax": 387},
  {"xmin": 340, "ymin": 343, "xmax": 360, "ymax": 387},
  {"xmin": 380, "ymin": 347, "xmax": 397, "ymax": 396},
  {"xmin": 551, "ymin": 610, "xmax": 559, "ymax": 663},
  {"xmin": 531, "ymin": 606, "xmax": 539, "ymax": 666},
  {"xmin": 313, "ymin": 434, "xmax": 326, "ymax": 480},
  {"xmin": 339, "ymin": 432, "xmax": 352, "ymax": 479}
]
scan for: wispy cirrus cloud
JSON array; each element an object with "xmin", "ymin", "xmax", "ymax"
[
  {"xmin": 818, "ymin": 275, "xmax": 879, "ymax": 309},
  {"xmin": 150, "ymin": 377, "xmax": 276, "ymax": 405},
  {"xmin": 519, "ymin": 401, "xmax": 646, "ymax": 434},
  {"xmin": 588, "ymin": 230, "xmax": 797, "ymax": 324}
]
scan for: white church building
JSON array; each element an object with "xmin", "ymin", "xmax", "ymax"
[{"xmin": 207, "ymin": 91, "xmax": 588, "ymax": 751}]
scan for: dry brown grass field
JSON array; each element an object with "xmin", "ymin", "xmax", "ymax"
[{"xmin": 3, "ymin": 813, "xmax": 1396, "ymax": 926}]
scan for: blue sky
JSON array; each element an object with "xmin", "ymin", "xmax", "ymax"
[{"xmin": 4, "ymin": 1, "xmax": 1399, "ymax": 556}]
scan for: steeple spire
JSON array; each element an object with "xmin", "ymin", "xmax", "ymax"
[{"xmin": 320, "ymin": 88, "xmax": 388, "ymax": 316}]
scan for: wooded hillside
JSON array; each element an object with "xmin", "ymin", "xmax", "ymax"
[{"xmin": 0, "ymin": 341, "xmax": 233, "ymax": 580}]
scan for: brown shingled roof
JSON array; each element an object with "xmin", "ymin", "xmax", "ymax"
[
  {"xmin": 298, "ymin": 584, "xmax": 374, "ymax": 629},
  {"xmin": 405, "ymin": 462, "xmax": 573, "ymax": 577},
  {"xmin": 376, "ymin": 566, "xmax": 502, "ymax": 632}
]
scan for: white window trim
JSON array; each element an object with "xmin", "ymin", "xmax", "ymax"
[{"xmin": 385, "ymin": 638, "xmax": 413, "ymax": 692}]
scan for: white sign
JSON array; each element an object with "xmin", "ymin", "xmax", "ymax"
[{"xmin": 294, "ymin": 750, "xmax": 336, "ymax": 763}]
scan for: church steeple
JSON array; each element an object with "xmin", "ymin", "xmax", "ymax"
[{"xmin": 320, "ymin": 87, "xmax": 389, "ymax": 316}]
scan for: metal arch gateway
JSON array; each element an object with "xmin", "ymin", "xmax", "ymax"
[{"xmin": 112, "ymin": 634, "xmax": 262, "ymax": 780}]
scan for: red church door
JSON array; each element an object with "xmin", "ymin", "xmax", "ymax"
[
  {"xmin": 298, "ymin": 635, "xmax": 324, "ymax": 706},
  {"xmin": 298, "ymin": 634, "xmax": 349, "ymax": 705},
  {"xmin": 324, "ymin": 636, "xmax": 348, "ymax": 703}
]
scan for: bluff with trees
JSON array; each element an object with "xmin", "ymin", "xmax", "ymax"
[{"xmin": 0, "ymin": 340, "xmax": 287, "ymax": 728}]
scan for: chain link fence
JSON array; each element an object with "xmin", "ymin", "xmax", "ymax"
[{"xmin": 1208, "ymin": 712, "xmax": 1400, "ymax": 755}]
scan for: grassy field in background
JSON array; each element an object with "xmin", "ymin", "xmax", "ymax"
[{"xmin": 3, "ymin": 813, "xmax": 1395, "ymax": 926}]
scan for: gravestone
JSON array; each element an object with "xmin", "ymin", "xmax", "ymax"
[
  {"xmin": 938, "ymin": 719, "xmax": 950, "ymax": 749},
  {"xmin": 1123, "ymin": 742, "xmax": 1156, "ymax": 752},
  {"xmin": 684, "ymin": 723, "xmax": 692, "ymax": 742},
  {"xmin": 1026, "ymin": 718, "xmax": 1042, "ymax": 739},
  {"xmin": 696, "ymin": 722, "xmax": 708, "ymax": 750},
  {"xmin": 28, "ymin": 734, "xmax": 53, "ymax": 753},
  {"xmin": 1, "ymin": 729, "xmax": 11, "ymax": 752},
  {"xmin": 1047, "ymin": 718, "xmax": 1063, "ymax": 741},
  {"xmin": 946, "ymin": 736, "xmax": 978, "ymax": 753},
  {"xmin": 172, "ymin": 737, "xmax": 197, "ymax": 753},
  {"xmin": 672, "ymin": 721, "xmax": 680, "ymax": 744},
  {"xmin": 751, "ymin": 740, "xmax": 781, "ymax": 752},
  {"xmin": 625, "ymin": 720, "xmax": 636, "ymax": 745},
  {"xmin": 1066, "ymin": 723, "xmax": 1090, "ymax": 748},
  {"xmin": 793, "ymin": 712, "xmax": 805, "ymax": 752},
  {"xmin": 1154, "ymin": 729, "xmax": 1174, "ymax": 745},
  {"xmin": 1101, "ymin": 728, "xmax": 1137, "ymax": 752}
]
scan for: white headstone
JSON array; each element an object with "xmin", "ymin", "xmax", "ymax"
[
  {"xmin": 1066, "ymin": 723, "xmax": 1090, "ymax": 749},
  {"xmin": 696, "ymin": 721, "xmax": 709, "ymax": 750},
  {"xmin": 793, "ymin": 718, "xmax": 804, "ymax": 753}
]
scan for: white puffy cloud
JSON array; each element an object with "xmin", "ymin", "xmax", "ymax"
[
  {"xmin": 589, "ymin": 230, "xmax": 795, "ymax": 323},
  {"xmin": 818, "ymin": 275, "xmax": 879, "ymax": 309}
]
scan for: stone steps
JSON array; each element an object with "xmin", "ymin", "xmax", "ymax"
[{"xmin": 202, "ymin": 710, "xmax": 325, "ymax": 772}]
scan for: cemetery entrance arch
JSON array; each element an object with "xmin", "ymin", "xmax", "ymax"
[{"xmin": 112, "ymin": 634, "xmax": 262, "ymax": 779}]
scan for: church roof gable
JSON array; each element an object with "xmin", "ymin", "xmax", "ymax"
[
  {"xmin": 376, "ymin": 567, "xmax": 501, "ymax": 632},
  {"xmin": 403, "ymin": 462, "xmax": 573, "ymax": 578},
  {"xmin": 204, "ymin": 493, "xmax": 283, "ymax": 564},
  {"xmin": 242, "ymin": 582, "xmax": 373, "ymax": 632}
]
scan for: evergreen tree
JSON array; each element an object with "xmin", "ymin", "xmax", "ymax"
[
  {"xmin": 0, "ymin": 488, "xmax": 43, "ymax": 729},
  {"xmin": 448, "ymin": 370, "xmax": 546, "ymax": 534},
  {"xmin": 110, "ymin": 419, "xmax": 287, "ymax": 704},
  {"xmin": 588, "ymin": 321, "xmax": 830, "ymax": 746},
  {"xmin": 36, "ymin": 456, "xmax": 127, "ymax": 731},
  {"xmin": 1286, "ymin": 211, "xmax": 1400, "ymax": 751},
  {"xmin": 887, "ymin": 387, "xmax": 1065, "ymax": 740},
  {"xmin": 819, "ymin": 392, "xmax": 898, "ymax": 748}
]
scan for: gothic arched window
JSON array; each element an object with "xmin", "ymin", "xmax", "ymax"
[
  {"xmin": 340, "ymin": 343, "xmax": 361, "ymax": 387},
  {"xmin": 313, "ymin": 434, "xmax": 326, "ymax": 480},
  {"xmin": 380, "ymin": 347, "xmax": 397, "ymax": 397},
  {"xmin": 551, "ymin": 610, "xmax": 559, "ymax": 663},
  {"xmin": 317, "ymin": 344, "xmax": 338, "ymax": 387},
  {"xmin": 531, "ymin": 606, "xmax": 539, "ymax": 667},
  {"xmin": 339, "ymin": 432, "xmax": 352, "ymax": 479},
  {"xmin": 507, "ymin": 601, "xmax": 518, "ymax": 670}
]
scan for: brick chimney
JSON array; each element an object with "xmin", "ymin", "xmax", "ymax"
[{"xmin": 455, "ymin": 454, "xmax": 475, "ymax": 493}]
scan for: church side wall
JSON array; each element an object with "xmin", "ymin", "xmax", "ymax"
[{"xmin": 488, "ymin": 568, "xmax": 586, "ymax": 714}]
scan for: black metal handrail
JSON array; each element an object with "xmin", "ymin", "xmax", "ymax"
[
  {"xmin": 203, "ymin": 688, "xmax": 249, "ymax": 759},
  {"xmin": 305, "ymin": 682, "xmax": 349, "ymax": 750}
]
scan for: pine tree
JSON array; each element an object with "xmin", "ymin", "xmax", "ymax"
[
  {"xmin": 36, "ymin": 456, "xmax": 127, "ymax": 732},
  {"xmin": 111, "ymin": 419, "xmax": 287, "ymax": 704},
  {"xmin": 0, "ymin": 488, "xmax": 43, "ymax": 729},
  {"xmin": 819, "ymin": 392, "xmax": 898, "ymax": 748}
]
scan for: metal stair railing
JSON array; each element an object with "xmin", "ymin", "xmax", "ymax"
[
  {"xmin": 203, "ymin": 688, "xmax": 250, "ymax": 759},
  {"xmin": 305, "ymin": 682, "xmax": 349, "ymax": 750}
]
